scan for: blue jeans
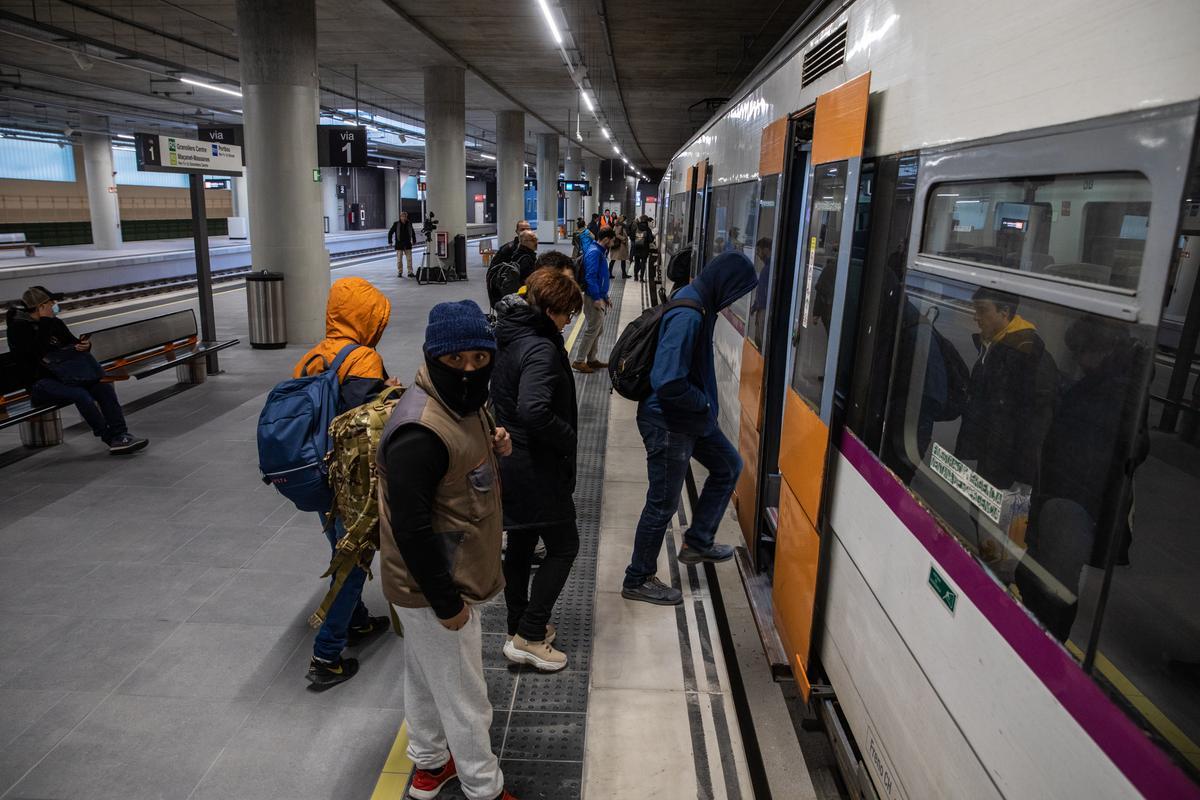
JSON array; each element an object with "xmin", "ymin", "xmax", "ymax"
[
  {"xmin": 31, "ymin": 378, "xmax": 127, "ymax": 442},
  {"xmin": 313, "ymin": 513, "xmax": 371, "ymax": 661},
  {"xmin": 624, "ymin": 417, "xmax": 742, "ymax": 588}
]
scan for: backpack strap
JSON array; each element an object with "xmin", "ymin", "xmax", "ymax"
[{"xmin": 328, "ymin": 343, "xmax": 364, "ymax": 380}]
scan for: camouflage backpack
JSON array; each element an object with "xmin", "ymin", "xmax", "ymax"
[{"xmin": 309, "ymin": 383, "xmax": 405, "ymax": 635}]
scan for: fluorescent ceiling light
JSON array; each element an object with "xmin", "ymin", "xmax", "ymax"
[
  {"xmin": 612, "ymin": 146, "xmax": 620, "ymax": 154},
  {"xmin": 622, "ymin": 157, "xmax": 628, "ymax": 164},
  {"xmin": 115, "ymin": 134, "xmax": 134, "ymax": 140},
  {"xmin": 535, "ymin": 0, "xmax": 563, "ymax": 45},
  {"xmin": 601, "ymin": 127, "xmax": 609, "ymax": 139},
  {"xmin": 580, "ymin": 90, "xmax": 594, "ymax": 112},
  {"xmin": 180, "ymin": 77, "xmax": 242, "ymax": 98},
  {"xmin": 480, "ymin": 153, "xmax": 496, "ymax": 161}
]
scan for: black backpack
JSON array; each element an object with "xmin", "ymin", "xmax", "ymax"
[
  {"xmin": 930, "ymin": 324, "xmax": 971, "ymax": 421},
  {"xmin": 486, "ymin": 261, "xmax": 522, "ymax": 307},
  {"xmin": 608, "ymin": 299, "xmax": 704, "ymax": 400}
]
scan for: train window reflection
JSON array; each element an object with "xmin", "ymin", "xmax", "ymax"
[
  {"xmin": 922, "ymin": 173, "xmax": 1151, "ymax": 290},
  {"xmin": 747, "ymin": 175, "xmax": 780, "ymax": 351},
  {"xmin": 790, "ymin": 161, "xmax": 847, "ymax": 409}
]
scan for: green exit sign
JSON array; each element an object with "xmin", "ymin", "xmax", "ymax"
[
  {"xmin": 928, "ymin": 565, "xmax": 957, "ymax": 614},
  {"xmin": 313, "ymin": 169, "xmax": 322, "ymax": 182}
]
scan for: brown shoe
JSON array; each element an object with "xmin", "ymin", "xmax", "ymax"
[
  {"xmin": 587, "ymin": 359, "xmax": 608, "ymax": 369},
  {"xmin": 572, "ymin": 361, "xmax": 594, "ymax": 373}
]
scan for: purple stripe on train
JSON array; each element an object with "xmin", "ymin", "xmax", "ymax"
[{"xmin": 837, "ymin": 430, "xmax": 1200, "ymax": 800}]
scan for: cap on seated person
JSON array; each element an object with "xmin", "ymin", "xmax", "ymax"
[{"xmin": 424, "ymin": 300, "xmax": 496, "ymax": 358}]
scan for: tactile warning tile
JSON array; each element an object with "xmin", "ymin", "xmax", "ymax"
[
  {"xmin": 501, "ymin": 711, "xmax": 586, "ymax": 761},
  {"xmin": 482, "ymin": 286, "xmax": 626, "ymax": 798}
]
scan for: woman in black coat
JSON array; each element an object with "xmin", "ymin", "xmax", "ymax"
[{"xmin": 492, "ymin": 268, "xmax": 584, "ymax": 671}]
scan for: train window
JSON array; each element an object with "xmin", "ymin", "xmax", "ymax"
[
  {"xmin": 922, "ymin": 173, "xmax": 1151, "ymax": 290},
  {"xmin": 790, "ymin": 161, "xmax": 848, "ymax": 409},
  {"xmin": 882, "ymin": 270, "xmax": 1156, "ymax": 655},
  {"xmin": 705, "ymin": 185, "xmax": 732, "ymax": 266},
  {"xmin": 728, "ymin": 182, "xmax": 761, "ymax": 325},
  {"xmin": 664, "ymin": 191, "xmax": 688, "ymax": 258},
  {"xmin": 747, "ymin": 175, "xmax": 781, "ymax": 351}
]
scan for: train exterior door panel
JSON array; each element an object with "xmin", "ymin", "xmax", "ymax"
[
  {"xmin": 773, "ymin": 479, "xmax": 821, "ymax": 696},
  {"xmin": 779, "ymin": 389, "xmax": 828, "ymax": 521},
  {"xmin": 773, "ymin": 74, "xmax": 872, "ymax": 693},
  {"xmin": 738, "ymin": 338, "xmax": 766, "ymax": 432}
]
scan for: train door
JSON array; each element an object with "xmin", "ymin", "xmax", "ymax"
[
  {"xmin": 771, "ymin": 73, "xmax": 872, "ymax": 697},
  {"xmin": 735, "ymin": 114, "xmax": 813, "ymax": 566},
  {"xmin": 691, "ymin": 159, "xmax": 713, "ymax": 271}
]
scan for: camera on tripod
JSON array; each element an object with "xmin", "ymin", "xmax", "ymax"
[{"xmin": 422, "ymin": 212, "xmax": 439, "ymax": 241}]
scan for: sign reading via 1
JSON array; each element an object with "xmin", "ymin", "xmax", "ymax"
[
  {"xmin": 134, "ymin": 133, "xmax": 243, "ymax": 176},
  {"xmin": 317, "ymin": 126, "xmax": 368, "ymax": 168}
]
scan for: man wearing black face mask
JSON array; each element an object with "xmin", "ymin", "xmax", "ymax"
[{"xmin": 375, "ymin": 300, "xmax": 522, "ymax": 800}]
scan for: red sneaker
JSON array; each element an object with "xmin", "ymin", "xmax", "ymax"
[{"xmin": 407, "ymin": 756, "xmax": 457, "ymax": 799}]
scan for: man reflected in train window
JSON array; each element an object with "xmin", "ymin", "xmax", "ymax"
[
  {"xmin": 1015, "ymin": 315, "xmax": 1149, "ymax": 642},
  {"xmin": 955, "ymin": 288, "xmax": 1058, "ymax": 491}
]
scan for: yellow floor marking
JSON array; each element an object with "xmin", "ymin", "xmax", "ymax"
[
  {"xmin": 564, "ymin": 309, "xmax": 585, "ymax": 358},
  {"xmin": 370, "ymin": 721, "xmax": 413, "ymax": 800},
  {"xmin": 1066, "ymin": 641, "xmax": 1200, "ymax": 766}
]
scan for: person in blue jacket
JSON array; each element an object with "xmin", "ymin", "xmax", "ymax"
[
  {"xmin": 572, "ymin": 226, "xmax": 615, "ymax": 373},
  {"xmin": 622, "ymin": 252, "xmax": 758, "ymax": 605}
]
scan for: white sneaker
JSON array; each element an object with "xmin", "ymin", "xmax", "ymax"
[{"xmin": 503, "ymin": 634, "xmax": 568, "ymax": 672}]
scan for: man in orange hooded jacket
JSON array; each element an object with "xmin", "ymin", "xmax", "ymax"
[{"xmin": 294, "ymin": 277, "xmax": 399, "ymax": 688}]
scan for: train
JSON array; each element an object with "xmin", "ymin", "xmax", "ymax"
[{"xmin": 652, "ymin": 0, "xmax": 1200, "ymax": 797}]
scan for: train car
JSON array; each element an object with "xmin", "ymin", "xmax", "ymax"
[{"xmin": 654, "ymin": 0, "xmax": 1200, "ymax": 797}]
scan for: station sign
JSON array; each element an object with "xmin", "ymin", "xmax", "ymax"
[
  {"xmin": 557, "ymin": 179, "xmax": 591, "ymax": 194},
  {"xmin": 524, "ymin": 179, "xmax": 537, "ymax": 190},
  {"xmin": 134, "ymin": 132, "xmax": 243, "ymax": 176},
  {"xmin": 198, "ymin": 125, "xmax": 245, "ymax": 165},
  {"xmin": 317, "ymin": 125, "xmax": 368, "ymax": 168},
  {"xmin": 418, "ymin": 181, "xmax": 427, "ymax": 191}
]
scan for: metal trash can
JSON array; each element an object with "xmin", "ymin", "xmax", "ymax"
[{"xmin": 245, "ymin": 270, "xmax": 287, "ymax": 349}]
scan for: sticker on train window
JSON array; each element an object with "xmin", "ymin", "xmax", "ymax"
[{"xmin": 929, "ymin": 443, "xmax": 1003, "ymax": 523}]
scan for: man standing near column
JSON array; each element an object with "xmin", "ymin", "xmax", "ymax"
[
  {"xmin": 572, "ymin": 227, "xmax": 614, "ymax": 374},
  {"xmin": 388, "ymin": 211, "xmax": 416, "ymax": 278}
]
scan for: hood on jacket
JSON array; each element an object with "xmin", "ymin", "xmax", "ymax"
[
  {"xmin": 495, "ymin": 300, "xmax": 559, "ymax": 348},
  {"xmin": 5, "ymin": 304, "xmax": 33, "ymax": 325},
  {"xmin": 687, "ymin": 251, "xmax": 758, "ymax": 314},
  {"xmin": 293, "ymin": 277, "xmax": 391, "ymax": 380}
]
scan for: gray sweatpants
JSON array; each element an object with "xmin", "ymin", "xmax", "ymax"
[
  {"xmin": 397, "ymin": 605, "xmax": 504, "ymax": 800},
  {"xmin": 578, "ymin": 296, "xmax": 607, "ymax": 363}
]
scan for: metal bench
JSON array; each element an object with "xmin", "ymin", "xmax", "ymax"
[
  {"xmin": 0, "ymin": 308, "xmax": 239, "ymax": 448},
  {"xmin": 0, "ymin": 232, "xmax": 39, "ymax": 257}
]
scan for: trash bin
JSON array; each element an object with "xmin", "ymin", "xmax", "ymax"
[{"xmin": 246, "ymin": 270, "xmax": 287, "ymax": 349}]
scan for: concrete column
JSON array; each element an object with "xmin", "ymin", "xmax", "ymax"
[
  {"xmin": 536, "ymin": 133, "xmax": 559, "ymax": 241},
  {"xmin": 495, "ymin": 110, "xmax": 525, "ymax": 241},
  {"xmin": 384, "ymin": 167, "xmax": 399, "ymax": 228},
  {"xmin": 563, "ymin": 139, "xmax": 581, "ymax": 228},
  {"xmin": 230, "ymin": 173, "xmax": 250, "ymax": 238},
  {"xmin": 237, "ymin": 0, "xmax": 327, "ymax": 343},
  {"xmin": 583, "ymin": 155, "xmax": 601, "ymax": 221},
  {"xmin": 320, "ymin": 168, "xmax": 341, "ymax": 233},
  {"xmin": 626, "ymin": 175, "xmax": 637, "ymax": 218},
  {"xmin": 424, "ymin": 65, "xmax": 466, "ymax": 268},
  {"xmin": 81, "ymin": 122, "xmax": 122, "ymax": 250}
]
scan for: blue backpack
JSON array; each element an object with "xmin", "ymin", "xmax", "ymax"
[{"xmin": 257, "ymin": 343, "xmax": 360, "ymax": 513}]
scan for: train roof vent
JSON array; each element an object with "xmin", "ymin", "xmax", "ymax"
[{"xmin": 801, "ymin": 23, "xmax": 847, "ymax": 88}]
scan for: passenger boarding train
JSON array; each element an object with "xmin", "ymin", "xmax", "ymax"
[{"xmin": 653, "ymin": 0, "xmax": 1200, "ymax": 797}]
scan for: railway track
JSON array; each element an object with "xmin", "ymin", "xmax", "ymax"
[{"xmin": 11, "ymin": 246, "xmax": 394, "ymax": 312}]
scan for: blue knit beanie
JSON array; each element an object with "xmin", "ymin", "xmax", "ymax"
[{"xmin": 424, "ymin": 299, "xmax": 496, "ymax": 358}]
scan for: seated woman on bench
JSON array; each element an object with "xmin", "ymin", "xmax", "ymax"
[{"xmin": 6, "ymin": 286, "xmax": 148, "ymax": 454}]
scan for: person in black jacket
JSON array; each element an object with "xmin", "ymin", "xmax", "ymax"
[
  {"xmin": 955, "ymin": 288, "xmax": 1058, "ymax": 490},
  {"xmin": 492, "ymin": 268, "xmax": 584, "ymax": 671},
  {"xmin": 489, "ymin": 230, "xmax": 539, "ymax": 283},
  {"xmin": 631, "ymin": 217, "xmax": 655, "ymax": 282},
  {"xmin": 387, "ymin": 211, "xmax": 417, "ymax": 278},
  {"xmin": 5, "ymin": 286, "xmax": 147, "ymax": 454}
]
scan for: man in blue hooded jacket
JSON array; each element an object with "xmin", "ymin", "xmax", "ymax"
[{"xmin": 622, "ymin": 252, "xmax": 758, "ymax": 605}]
